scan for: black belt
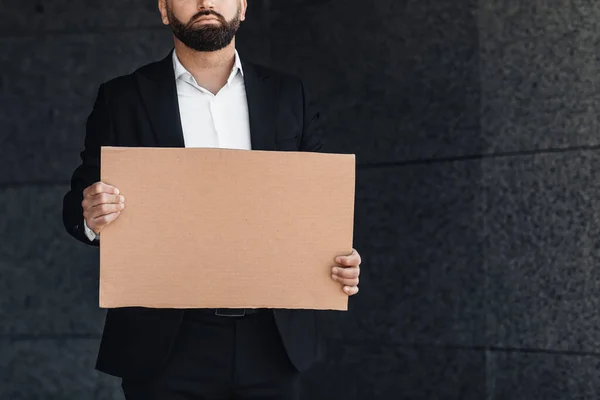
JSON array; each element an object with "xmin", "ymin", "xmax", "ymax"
[
  {"xmin": 186, "ymin": 308, "xmax": 264, "ymax": 318},
  {"xmin": 214, "ymin": 308, "xmax": 262, "ymax": 317}
]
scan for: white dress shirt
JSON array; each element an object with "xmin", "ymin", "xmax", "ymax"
[{"xmin": 84, "ymin": 49, "xmax": 252, "ymax": 241}]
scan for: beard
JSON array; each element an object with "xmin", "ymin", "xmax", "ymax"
[{"xmin": 166, "ymin": 5, "xmax": 241, "ymax": 52}]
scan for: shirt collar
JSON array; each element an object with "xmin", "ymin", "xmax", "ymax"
[{"xmin": 172, "ymin": 49, "xmax": 244, "ymax": 84}]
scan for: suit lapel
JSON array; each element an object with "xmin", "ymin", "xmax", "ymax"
[
  {"xmin": 242, "ymin": 61, "xmax": 278, "ymax": 151},
  {"xmin": 136, "ymin": 50, "xmax": 185, "ymax": 148}
]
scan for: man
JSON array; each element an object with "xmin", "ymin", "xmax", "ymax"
[{"xmin": 62, "ymin": 0, "xmax": 361, "ymax": 399}]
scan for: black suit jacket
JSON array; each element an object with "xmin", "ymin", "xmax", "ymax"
[{"xmin": 62, "ymin": 50, "xmax": 325, "ymax": 380}]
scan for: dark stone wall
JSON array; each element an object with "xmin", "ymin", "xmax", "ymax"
[{"xmin": 2, "ymin": 0, "xmax": 599, "ymax": 398}]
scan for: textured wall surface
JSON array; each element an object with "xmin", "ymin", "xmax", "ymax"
[
  {"xmin": 269, "ymin": 0, "xmax": 481, "ymax": 163},
  {"xmin": 2, "ymin": 0, "xmax": 600, "ymax": 398}
]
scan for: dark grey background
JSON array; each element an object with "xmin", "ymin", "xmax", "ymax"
[{"xmin": 2, "ymin": 0, "xmax": 600, "ymax": 399}]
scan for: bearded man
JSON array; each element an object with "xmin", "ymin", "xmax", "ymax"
[{"xmin": 62, "ymin": 1, "xmax": 362, "ymax": 399}]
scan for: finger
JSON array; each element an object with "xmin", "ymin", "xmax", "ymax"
[
  {"xmin": 332, "ymin": 266, "xmax": 360, "ymax": 279},
  {"xmin": 331, "ymin": 275, "xmax": 359, "ymax": 287},
  {"xmin": 89, "ymin": 193, "xmax": 125, "ymax": 208},
  {"xmin": 343, "ymin": 286, "xmax": 359, "ymax": 296},
  {"xmin": 89, "ymin": 203, "xmax": 125, "ymax": 218},
  {"xmin": 84, "ymin": 182, "xmax": 119, "ymax": 197},
  {"xmin": 335, "ymin": 249, "xmax": 361, "ymax": 267},
  {"xmin": 82, "ymin": 193, "xmax": 122, "ymax": 210},
  {"xmin": 91, "ymin": 212, "xmax": 121, "ymax": 230}
]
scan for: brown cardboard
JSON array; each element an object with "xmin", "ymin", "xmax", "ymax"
[{"xmin": 99, "ymin": 146, "xmax": 355, "ymax": 311}]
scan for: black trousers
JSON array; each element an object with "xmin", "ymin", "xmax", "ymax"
[{"xmin": 121, "ymin": 310, "xmax": 300, "ymax": 400}]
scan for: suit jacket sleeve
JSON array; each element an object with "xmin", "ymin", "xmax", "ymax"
[
  {"xmin": 299, "ymin": 80, "xmax": 325, "ymax": 153},
  {"xmin": 62, "ymin": 83, "xmax": 116, "ymax": 246}
]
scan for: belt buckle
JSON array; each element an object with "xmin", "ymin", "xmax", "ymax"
[{"xmin": 215, "ymin": 308, "xmax": 246, "ymax": 317}]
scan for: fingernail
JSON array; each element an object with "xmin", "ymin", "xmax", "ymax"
[
  {"xmin": 335, "ymin": 257, "xmax": 342, "ymax": 263},
  {"xmin": 331, "ymin": 274, "xmax": 337, "ymax": 281},
  {"xmin": 332, "ymin": 267, "xmax": 339, "ymax": 274},
  {"xmin": 115, "ymin": 189, "xmax": 120, "ymax": 195},
  {"xmin": 344, "ymin": 287, "xmax": 350, "ymax": 293},
  {"xmin": 120, "ymin": 195, "xmax": 125, "ymax": 203}
]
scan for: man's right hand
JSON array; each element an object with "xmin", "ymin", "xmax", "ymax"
[{"xmin": 82, "ymin": 182, "xmax": 125, "ymax": 235}]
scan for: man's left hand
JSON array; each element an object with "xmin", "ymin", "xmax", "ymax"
[{"xmin": 331, "ymin": 248, "xmax": 361, "ymax": 296}]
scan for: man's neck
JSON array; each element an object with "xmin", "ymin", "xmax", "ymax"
[{"xmin": 173, "ymin": 39, "xmax": 237, "ymax": 95}]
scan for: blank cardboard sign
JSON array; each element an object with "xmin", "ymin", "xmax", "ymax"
[{"xmin": 99, "ymin": 146, "xmax": 355, "ymax": 311}]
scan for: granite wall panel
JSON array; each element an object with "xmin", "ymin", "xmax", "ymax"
[
  {"xmin": 484, "ymin": 151, "xmax": 600, "ymax": 353},
  {"xmin": 486, "ymin": 350, "xmax": 600, "ymax": 400},
  {"xmin": 480, "ymin": 0, "xmax": 600, "ymax": 153},
  {"xmin": 0, "ymin": 186, "xmax": 103, "ymax": 335},
  {"xmin": 0, "ymin": 338, "xmax": 120, "ymax": 400},
  {"xmin": 303, "ymin": 341, "xmax": 486, "ymax": 400},
  {"xmin": 269, "ymin": 0, "xmax": 481, "ymax": 164}
]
